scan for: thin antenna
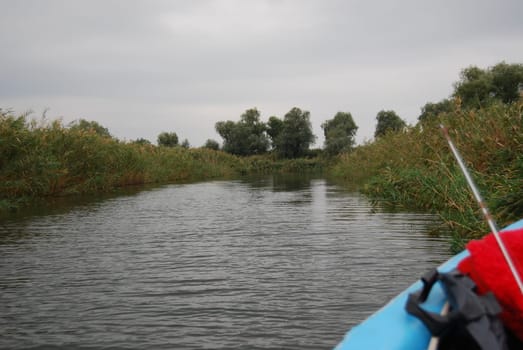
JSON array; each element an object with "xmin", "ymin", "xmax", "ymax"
[{"xmin": 440, "ymin": 124, "xmax": 523, "ymax": 295}]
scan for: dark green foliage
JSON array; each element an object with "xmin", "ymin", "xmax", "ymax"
[
  {"xmin": 240, "ymin": 154, "xmax": 325, "ymax": 174},
  {"xmin": 215, "ymin": 108, "xmax": 269, "ymax": 156},
  {"xmin": 214, "ymin": 120, "xmax": 236, "ymax": 149},
  {"xmin": 306, "ymin": 148, "xmax": 324, "ymax": 159},
  {"xmin": 453, "ymin": 62, "xmax": 523, "ymax": 109},
  {"xmin": 157, "ymin": 131, "xmax": 179, "ymax": 147},
  {"xmin": 181, "ymin": 139, "xmax": 190, "ymax": 149},
  {"xmin": 0, "ymin": 110, "xmax": 28, "ymax": 170},
  {"xmin": 374, "ymin": 110, "xmax": 406, "ymax": 138},
  {"xmin": 215, "ymin": 107, "xmax": 316, "ymax": 158},
  {"xmin": 267, "ymin": 116, "xmax": 284, "ymax": 149},
  {"xmin": 490, "ymin": 62, "xmax": 523, "ymax": 103},
  {"xmin": 453, "ymin": 66, "xmax": 495, "ymax": 109},
  {"xmin": 132, "ymin": 138, "xmax": 152, "ymax": 145},
  {"xmin": 203, "ymin": 139, "xmax": 220, "ymax": 150},
  {"xmin": 418, "ymin": 99, "xmax": 454, "ymax": 122},
  {"xmin": 69, "ymin": 119, "xmax": 112, "ymax": 138},
  {"xmin": 273, "ymin": 107, "xmax": 316, "ymax": 159},
  {"xmin": 322, "ymin": 111, "xmax": 358, "ymax": 156}
]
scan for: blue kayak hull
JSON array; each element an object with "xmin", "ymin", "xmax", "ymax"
[{"xmin": 334, "ymin": 218, "xmax": 523, "ymax": 350}]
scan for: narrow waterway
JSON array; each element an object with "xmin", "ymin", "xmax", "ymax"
[{"xmin": 0, "ymin": 175, "xmax": 452, "ymax": 349}]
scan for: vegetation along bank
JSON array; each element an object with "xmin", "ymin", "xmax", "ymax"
[
  {"xmin": 332, "ymin": 62, "xmax": 523, "ymax": 251},
  {"xmin": 2, "ymin": 61, "xmax": 522, "ymax": 251},
  {"xmin": 0, "ymin": 109, "xmax": 325, "ymax": 213}
]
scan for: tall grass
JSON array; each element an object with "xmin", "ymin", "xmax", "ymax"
[
  {"xmin": 0, "ymin": 111, "xmax": 241, "ymax": 212},
  {"xmin": 0, "ymin": 110, "xmax": 326, "ymax": 213},
  {"xmin": 331, "ymin": 101, "xmax": 523, "ymax": 251}
]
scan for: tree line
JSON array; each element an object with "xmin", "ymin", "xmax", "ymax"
[
  {"xmin": 69, "ymin": 61, "xmax": 523, "ymax": 159},
  {"xmin": 213, "ymin": 62, "xmax": 522, "ymax": 158},
  {"xmin": 212, "ymin": 107, "xmax": 409, "ymax": 158}
]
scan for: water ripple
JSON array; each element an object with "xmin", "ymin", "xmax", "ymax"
[{"xmin": 0, "ymin": 176, "xmax": 451, "ymax": 349}]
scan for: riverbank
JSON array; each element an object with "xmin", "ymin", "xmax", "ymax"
[
  {"xmin": 330, "ymin": 101, "xmax": 522, "ymax": 251},
  {"xmin": 0, "ymin": 111, "xmax": 324, "ymax": 213},
  {"xmin": 3, "ymin": 103, "xmax": 521, "ymax": 252}
]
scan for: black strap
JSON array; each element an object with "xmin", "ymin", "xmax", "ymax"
[
  {"xmin": 405, "ymin": 269, "xmax": 508, "ymax": 350},
  {"xmin": 405, "ymin": 269, "xmax": 451, "ymax": 337}
]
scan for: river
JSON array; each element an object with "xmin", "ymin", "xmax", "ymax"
[{"xmin": 0, "ymin": 175, "xmax": 451, "ymax": 349}]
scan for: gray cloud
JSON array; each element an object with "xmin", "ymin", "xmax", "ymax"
[{"xmin": 1, "ymin": 0, "xmax": 522, "ymax": 146}]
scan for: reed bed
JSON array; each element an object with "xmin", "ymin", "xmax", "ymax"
[
  {"xmin": 0, "ymin": 110, "xmax": 325, "ymax": 213},
  {"xmin": 331, "ymin": 102, "xmax": 523, "ymax": 250},
  {"xmin": 0, "ymin": 111, "xmax": 242, "ymax": 212}
]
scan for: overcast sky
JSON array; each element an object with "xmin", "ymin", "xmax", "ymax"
[{"xmin": 1, "ymin": 0, "xmax": 522, "ymax": 147}]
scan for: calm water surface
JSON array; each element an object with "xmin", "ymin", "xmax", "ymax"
[{"xmin": 0, "ymin": 176, "xmax": 452, "ymax": 349}]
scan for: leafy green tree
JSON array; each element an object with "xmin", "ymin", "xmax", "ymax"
[
  {"xmin": 181, "ymin": 139, "xmax": 190, "ymax": 149},
  {"xmin": 215, "ymin": 120, "xmax": 236, "ymax": 150},
  {"xmin": 453, "ymin": 62, "xmax": 523, "ymax": 108},
  {"xmin": 273, "ymin": 107, "xmax": 316, "ymax": 158},
  {"xmin": 241, "ymin": 108, "xmax": 269, "ymax": 155},
  {"xmin": 267, "ymin": 116, "xmax": 284, "ymax": 149},
  {"xmin": 203, "ymin": 139, "xmax": 220, "ymax": 150},
  {"xmin": 374, "ymin": 110, "xmax": 406, "ymax": 138},
  {"xmin": 69, "ymin": 119, "xmax": 111, "ymax": 138},
  {"xmin": 157, "ymin": 131, "xmax": 179, "ymax": 147},
  {"xmin": 453, "ymin": 66, "xmax": 493, "ymax": 109},
  {"xmin": 490, "ymin": 62, "xmax": 523, "ymax": 103},
  {"xmin": 322, "ymin": 111, "xmax": 358, "ymax": 156},
  {"xmin": 215, "ymin": 108, "xmax": 269, "ymax": 156},
  {"xmin": 418, "ymin": 99, "xmax": 454, "ymax": 122}
]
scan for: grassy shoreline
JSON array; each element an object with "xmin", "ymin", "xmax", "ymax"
[
  {"xmin": 3, "ymin": 103, "xmax": 522, "ymax": 253},
  {"xmin": 0, "ymin": 111, "xmax": 325, "ymax": 213},
  {"xmin": 330, "ymin": 101, "xmax": 522, "ymax": 251}
]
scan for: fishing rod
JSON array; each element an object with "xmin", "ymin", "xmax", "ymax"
[{"xmin": 440, "ymin": 124, "xmax": 523, "ymax": 295}]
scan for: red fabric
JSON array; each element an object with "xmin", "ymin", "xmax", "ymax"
[{"xmin": 458, "ymin": 227, "xmax": 523, "ymax": 340}]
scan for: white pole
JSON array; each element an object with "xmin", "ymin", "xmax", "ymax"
[{"xmin": 440, "ymin": 125, "xmax": 523, "ymax": 295}]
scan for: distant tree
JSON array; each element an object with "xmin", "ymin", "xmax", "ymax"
[
  {"xmin": 132, "ymin": 138, "xmax": 152, "ymax": 145},
  {"xmin": 453, "ymin": 66, "xmax": 493, "ymax": 109},
  {"xmin": 321, "ymin": 111, "xmax": 358, "ymax": 156},
  {"xmin": 69, "ymin": 119, "xmax": 111, "ymax": 138},
  {"xmin": 157, "ymin": 131, "xmax": 179, "ymax": 147},
  {"xmin": 418, "ymin": 99, "xmax": 454, "ymax": 122},
  {"xmin": 490, "ymin": 62, "xmax": 523, "ymax": 103},
  {"xmin": 267, "ymin": 116, "xmax": 284, "ymax": 149},
  {"xmin": 215, "ymin": 108, "xmax": 269, "ymax": 156},
  {"xmin": 374, "ymin": 110, "xmax": 406, "ymax": 138},
  {"xmin": 181, "ymin": 139, "xmax": 190, "ymax": 149},
  {"xmin": 215, "ymin": 120, "xmax": 237, "ymax": 151},
  {"xmin": 241, "ymin": 108, "xmax": 269, "ymax": 155},
  {"xmin": 203, "ymin": 139, "xmax": 220, "ymax": 150},
  {"xmin": 453, "ymin": 62, "xmax": 523, "ymax": 108},
  {"xmin": 273, "ymin": 107, "xmax": 316, "ymax": 158}
]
